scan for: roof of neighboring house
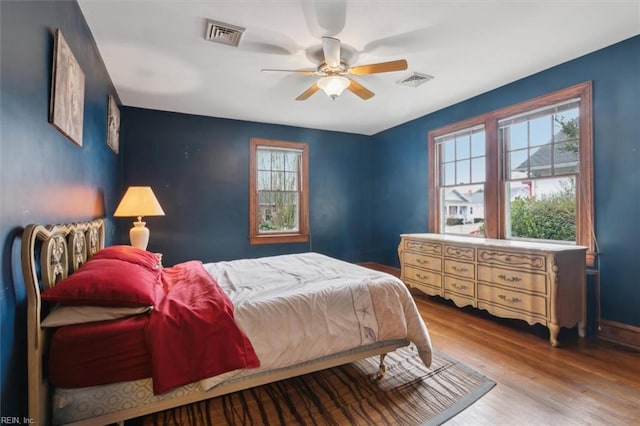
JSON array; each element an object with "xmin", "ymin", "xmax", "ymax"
[
  {"xmin": 515, "ymin": 131, "xmax": 578, "ymax": 173},
  {"xmin": 444, "ymin": 189, "xmax": 484, "ymax": 204}
]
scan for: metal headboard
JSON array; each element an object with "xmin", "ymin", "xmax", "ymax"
[{"xmin": 20, "ymin": 219, "xmax": 105, "ymax": 425}]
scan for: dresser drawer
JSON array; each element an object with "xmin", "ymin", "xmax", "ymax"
[
  {"xmin": 404, "ymin": 252, "xmax": 442, "ymax": 272},
  {"xmin": 444, "ymin": 275, "xmax": 475, "ymax": 297},
  {"xmin": 444, "ymin": 244, "xmax": 475, "ymax": 261},
  {"xmin": 444, "ymin": 259, "xmax": 475, "ymax": 280},
  {"xmin": 404, "ymin": 239, "xmax": 442, "ymax": 256},
  {"xmin": 477, "ymin": 265, "xmax": 547, "ymax": 294},
  {"xmin": 477, "ymin": 283, "xmax": 547, "ymax": 317},
  {"xmin": 478, "ymin": 248, "xmax": 546, "ymax": 272},
  {"xmin": 403, "ymin": 266, "xmax": 442, "ymax": 288}
]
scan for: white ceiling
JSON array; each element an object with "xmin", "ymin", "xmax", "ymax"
[{"xmin": 77, "ymin": 1, "xmax": 640, "ymax": 136}]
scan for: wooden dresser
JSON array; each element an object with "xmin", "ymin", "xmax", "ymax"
[{"xmin": 398, "ymin": 233, "xmax": 587, "ymax": 346}]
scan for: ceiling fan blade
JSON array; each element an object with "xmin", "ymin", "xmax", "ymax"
[
  {"xmin": 346, "ymin": 78, "xmax": 374, "ymax": 100},
  {"xmin": 349, "ymin": 59, "xmax": 408, "ymax": 75},
  {"xmin": 321, "ymin": 36, "xmax": 341, "ymax": 68},
  {"xmin": 261, "ymin": 68, "xmax": 317, "ymax": 75},
  {"xmin": 296, "ymin": 83, "xmax": 320, "ymax": 101},
  {"xmin": 302, "ymin": 0, "xmax": 346, "ymax": 38}
]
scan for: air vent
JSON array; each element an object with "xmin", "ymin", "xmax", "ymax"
[
  {"xmin": 204, "ymin": 19, "xmax": 245, "ymax": 47},
  {"xmin": 397, "ymin": 72, "xmax": 434, "ymax": 87}
]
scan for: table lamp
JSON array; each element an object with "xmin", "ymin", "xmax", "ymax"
[{"xmin": 114, "ymin": 186, "xmax": 165, "ymax": 250}]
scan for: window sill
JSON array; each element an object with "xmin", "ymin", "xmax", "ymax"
[{"xmin": 249, "ymin": 233, "xmax": 309, "ymax": 245}]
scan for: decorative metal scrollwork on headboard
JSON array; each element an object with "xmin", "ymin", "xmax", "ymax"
[
  {"xmin": 41, "ymin": 234, "xmax": 69, "ymax": 288},
  {"xmin": 24, "ymin": 220, "xmax": 105, "ymax": 293}
]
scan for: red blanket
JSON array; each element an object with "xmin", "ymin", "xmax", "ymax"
[{"xmin": 148, "ymin": 261, "xmax": 260, "ymax": 394}]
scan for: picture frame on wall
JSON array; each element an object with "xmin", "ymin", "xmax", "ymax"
[
  {"xmin": 49, "ymin": 29, "xmax": 85, "ymax": 147},
  {"xmin": 107, "ymin": 95, "xmax": 120, "ymax": 154}
]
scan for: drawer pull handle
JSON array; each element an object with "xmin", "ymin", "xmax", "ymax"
[
  {"xmin": 416, "ymin": 273, "xmax": 431, "ymax": 280},
  {"xmin": 416, "ymin": 259, "xmax": 429, "ymax": 265},
  {"xmin": 452, "ymin": 266, "xmax": 469, "ymax": 273},
  {"xmin": 498, "ymin": 294, "xmax": 522, "ymax": 304},
  {"xmin": 498, "ymin": 274, "xmax": 522, "ymax": 283},
  {"xmin": 451, "ymin": 283, "xmax": 468, "ymax": 290}
]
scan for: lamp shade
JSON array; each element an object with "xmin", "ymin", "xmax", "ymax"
[
  {"xmin": 114, "ymin": 186, "xmax": 165, "ymax": 218},
  {"xmin": 317, "ymin": 76, "xmax": 350, "ymax": 100}
]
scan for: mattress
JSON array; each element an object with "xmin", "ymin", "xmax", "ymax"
[{"xmin": 49, "ymin": 315, "xmax": 151, "ymax": 388}]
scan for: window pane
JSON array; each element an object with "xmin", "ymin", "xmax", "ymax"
[
  {"xmin": 506, "ymin": 177, "xmax": 576, "ymax": 242},
  {"xmin": 471, "ymin": 157, "xmax": 485, "ymax": 183},
  {"xmin": 529, "ymin": 115, "xmax": 552, "ymax": 147},
  {"xmin": 508, "ymin": 149, "xmax": 530, "ymax": 179},
  {"xmin": 443, "ymin": 140, "xmax": 455, "ymax": 162},
  {"xmin": 529, "ymin": 144, "xmax": 553, "ymax": 177},
  {"xmin": 441, "ymin": 184, "xmax": 485, "ymax": 237},
  {"xmin": 507, "ymin": 122, "xmax": 528, "ymax": 150},
  {"xmin": 285, "ymin": 171, "xmax": 298, "ymax": 190},
  {"xmin": 554, "ymin": 142, "xmax": 579, "ymax": 174},
  {"xmin": 257, "ymin": 170, "xmax": 271, "ymax": 190},
  {"xmin": 257, "ymin": 150, "xmax": 271, "ymax": 170},
  {"xmin": 285, "ymin": 152, "xmax": 299, "ymax": 171},
  {"xmin": 258, "ymin": 190, "xmax": 299, "ymax": 232},
  {"xmin": 456, "ymin": 135, "xmax": 470, "ymax": 159},
  {"xmin": 471, "ymin": 130, "xmax": 485, "ymax": 157},
  {"xmin": 554, "ymin": 108, "xmax": 579, "ymax": 141},
  {"xmin": 271, "ymin": 151, "xmax": 285, "ymax": 171},
  {"xmin": 443, "ymin": 162, "xmax": 455, "ymax": 186},
  {"xmin": 456, "ymin": 160, "xmax": 470, "ymax": 184}
]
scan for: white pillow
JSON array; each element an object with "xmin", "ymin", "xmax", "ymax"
[{"xmin": 41, "ymin": 305, "xmax": 153, "ymax": 328}]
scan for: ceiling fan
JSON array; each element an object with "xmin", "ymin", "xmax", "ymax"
[{"xmin": 262, "ymin": 36, "xmax": 408, "ymax": 101}]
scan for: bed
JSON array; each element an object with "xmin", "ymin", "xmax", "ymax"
[{"xmin": 22, "ymin": 220, "xmax": 433, "ymax": 425}]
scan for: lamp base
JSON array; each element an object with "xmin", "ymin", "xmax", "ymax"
[{"xmin": 129, "ymin": 221, "xmax": 150, "ymax": 250}]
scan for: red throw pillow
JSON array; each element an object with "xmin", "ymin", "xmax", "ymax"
[
  {"xmin": 42, "ymin": 258, "xmax": 161, "ymax": 307},
  {"xmin": 90, "ymin": 245, "xmax": 159, "ymax": 270}
]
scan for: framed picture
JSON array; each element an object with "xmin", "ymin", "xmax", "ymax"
[
  {"xmin": 50, "ymin": 29, "xmax": 85, "ymax": 147},
  {"xmin": 107, "ymin": 95, "xmax": 120, "ymax": 154}
]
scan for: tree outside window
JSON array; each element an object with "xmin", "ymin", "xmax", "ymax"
[{"xmin": 249, "ymin": 138, "xmax": 309, "ymax": 245}]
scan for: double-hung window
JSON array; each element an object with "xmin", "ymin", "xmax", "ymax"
[
  {"xmin": 429, "ymin": 82, "xmax": 595, "ymax": 265},
  {"xmin": 434, "ymin": 126, "xmax": 486, "ymax": 236},
  {"xmin": 249, "ymin": 138, "xmax": 309, "ymax": 245},
  {"xmin": 501, "ymin": 100, "xmax": 580, "ymax": 242}
]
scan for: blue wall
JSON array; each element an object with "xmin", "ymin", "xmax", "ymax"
[
  {"xmin": 370, "ymin": 36, "xmax": 640, "ymax": 327},
  {"xmin": 0, "ymin": 0, "xmax": 119, "ymax": 417},
  {"xmin": 120, "ymin": 108, "xmax": 373, "ymax": 266}
]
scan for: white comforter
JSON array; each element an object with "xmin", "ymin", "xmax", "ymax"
[{"xmin": 201, "ymin": 252, "xmax": 432, "ymax": 390}]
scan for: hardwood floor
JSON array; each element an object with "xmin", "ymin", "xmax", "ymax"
[{"xmin": 412, "ymin": 293, "xmax": 640, "ymax": 425}]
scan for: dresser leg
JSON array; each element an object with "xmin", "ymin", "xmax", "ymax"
[
  {"xmin": 549, "ymin": 324, "xmax": 560, "ymax": 347},
  {"xmin": 578, "ymin": 321, "xmax": 586, "ymax": 338}
]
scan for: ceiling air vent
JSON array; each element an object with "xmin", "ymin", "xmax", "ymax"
[
  {"xmin": 397, "ymin": 72, "xmax": 434, "ymax": 87},
  {"xmin": 204, "ymin": 19, "xmax": 245, "ymax": 47}
]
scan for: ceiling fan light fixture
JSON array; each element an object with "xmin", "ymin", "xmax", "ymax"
[{"xmin": 317, "ymin": 76, "xmax": 350, "ymax": 100}]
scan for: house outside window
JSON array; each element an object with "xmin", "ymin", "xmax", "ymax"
[
  {"xmin": 434, "ymin": 125, "xmax": 486, "ymax": 236},
  {"xmin": 249, "ymin": 138, "xmax": 309, "ymax": 245},
  {"xmin": 428, "ymin": 82, "xmax": 595, "ymax": 265}
]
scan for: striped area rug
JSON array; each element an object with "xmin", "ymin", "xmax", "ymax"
[{"xmin": 143, "ymin": 346, "xmax": 495, "ymax": 426}]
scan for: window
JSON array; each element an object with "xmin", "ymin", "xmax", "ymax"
[
  {"xmin": 429, "ymin": 82, "xmax": 595, "ymax": 265},
  {"xmin": 435, "ymin": 125, "xmax": 486, "ymax": 236},
  {"xmin": 501, "ymin": 100, "xmax": 580, "ymax": 243},
  {"xmin": 249, "ymin": 138, "xmax": 309, "ymax": 245}
]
